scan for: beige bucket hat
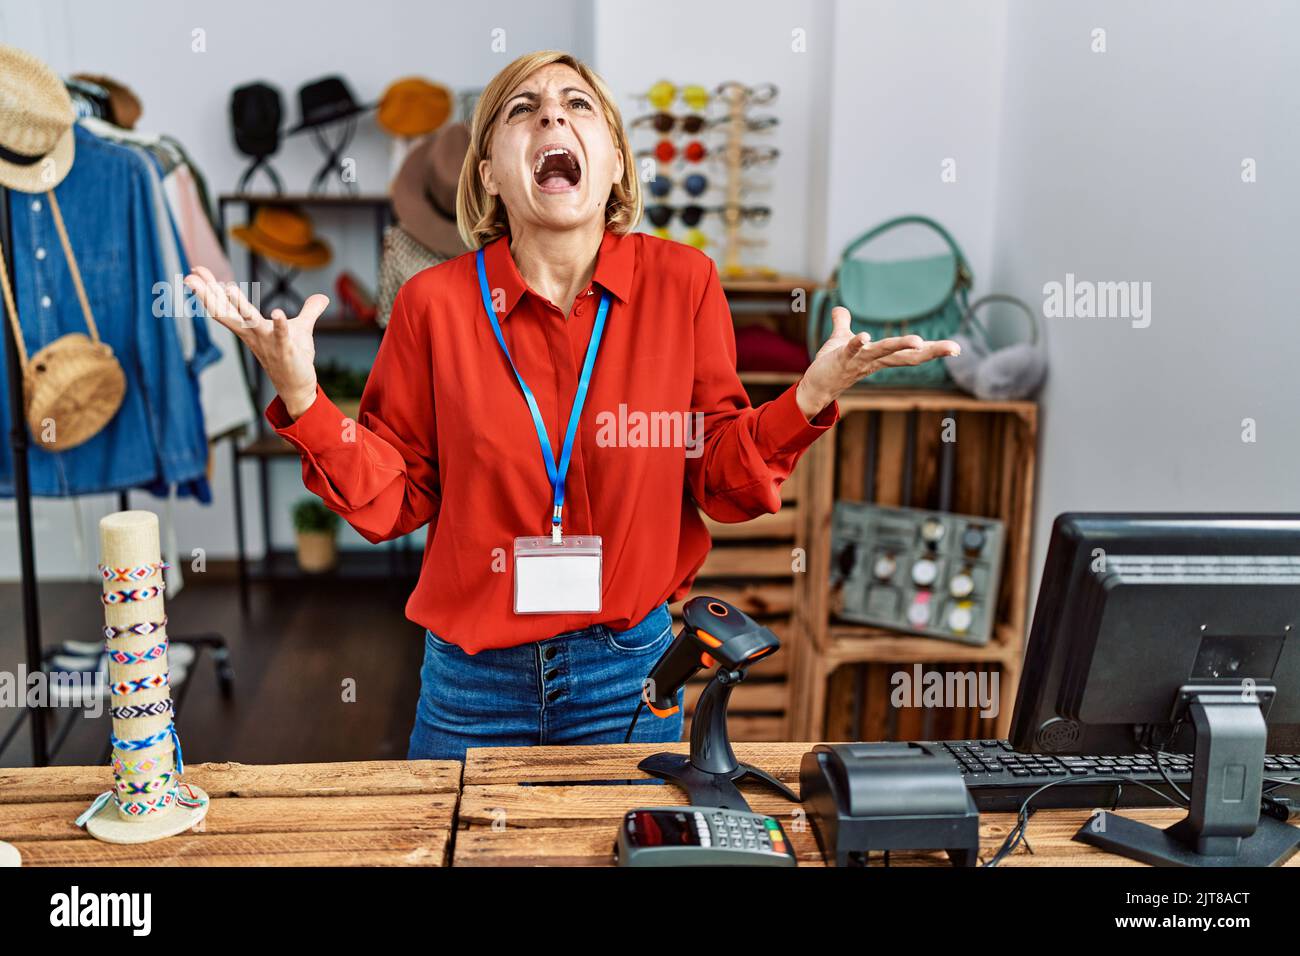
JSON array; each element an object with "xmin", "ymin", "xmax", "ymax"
[{"xmin": 0, "ymin": 44, "xmax": 76, "ymax": 193}]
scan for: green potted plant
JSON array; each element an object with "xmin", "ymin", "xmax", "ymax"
[{"xmin": 292, "ymin": 497, "xmax": 340, "ymax": 573}]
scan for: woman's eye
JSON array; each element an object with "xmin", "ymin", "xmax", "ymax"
[
  {"xmin": 569, "ymin": 97, "xmax": 593, "ymax": 110},
  {"xmin": 508, "ymin": 103, "xmax": 532, "ymax": 118}
]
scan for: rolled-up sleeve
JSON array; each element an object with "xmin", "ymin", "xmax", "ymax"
[
  {"xmin": 684, "ymin": 257, "xmax": 838, "ymax": 522},
  {"xmin": 264, "ymin": 283, "xmax": 441, "ymax": 543}
]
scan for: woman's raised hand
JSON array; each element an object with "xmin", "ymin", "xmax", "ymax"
[
  {"xmin": 184, "ymin": 266, "xmax": 327, "ymax": 420},
  {"xmin": 795, "ymin": 306, "xmax": 961, "ymax": 418}
]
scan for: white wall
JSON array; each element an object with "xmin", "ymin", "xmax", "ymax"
[
  {"xmin": 592, "ymin": 0, "xmax": 833, "ymax": 278},
  {"xmin": 988, "ymin": 0, "xmax": 1300, "ymax": 598},
  {"xmin": 820, "ymin": 0, "xmax": 1007, "ymax": 281}
]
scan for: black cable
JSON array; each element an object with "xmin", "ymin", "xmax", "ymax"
[
  {"xmin": 1143, "ymin": 717, "xmax": 1191, "ymax": 804},
  {"xmin": 623, "ymin": 698, "xmax": 645, "ymax": 743},
  {"xmin": 983, "ymin": 774, "xmax": 1186, "ymax": 867}
]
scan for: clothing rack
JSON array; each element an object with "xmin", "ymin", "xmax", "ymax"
[
  {"xmin": 0, "ymin": 185, "xmax": 236, "ymax": 768},
  {"xmin": 1, "ymin": 185, "xmax": 49, "ymax": 766}
]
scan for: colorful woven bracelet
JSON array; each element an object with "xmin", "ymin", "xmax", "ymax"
[
  {"xmin": 76, "ymin": 778, "xmax": 204, "ymax": 828},
  {"xmin": 105, "ymin": 642, "xmax": 167, "ymax": 665},
  {"xmin": 112, "ymin": 752, "xmax": 169, "ymax": 776},
  {"xmin": 98, "ymin": 561, "xmax": 170, "ymax": 583},
  {"xmin": 115, "ymin": 769, "xmax": 175, "ymax": 796},
  {"xmin": 109, "ymin": 698, "xmax": 174, "ymax": 721},
  {"xmin": 101, "ymin": 583, "xmax": 165, "ymax": 605},
  {"xmin": 110, "ymin": 671, "xmax": 169, "ymax": 696},
  {"xmin": 111, "ymin": 721, "xmax": 184, "ymax": 774},
  {"xmin": 103, "ymin": 617, "xmax": 168, "ymax": 641}
]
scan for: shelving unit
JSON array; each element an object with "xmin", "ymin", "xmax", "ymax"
[
  {"xmin": 789, "ymin": 389, "xmax": 1039, "ymax": 742},
  {"xmin": 674, "ymin": 277, "xmax": 820, "ymax": 741},
  {"xmin": 216, "ymin": 194, "xmax": 415, "ymax": 611}
]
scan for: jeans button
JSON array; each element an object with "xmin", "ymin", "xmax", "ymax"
[
  {"xmin": 546, "ymin": 688, "xmax": 562, "ymax": 703},
  {"xmin": 544, "ymin": 668, "xmax": 559, "ymax": 681},
  {"xmin": 543, "ymin": 646, "xmax": 558, "ymax": 661}
]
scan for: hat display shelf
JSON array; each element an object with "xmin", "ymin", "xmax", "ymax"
[
  {"xmin": 74, "ymin": 510, "xmax": 210, "ymax": 843},
  {"xmin": 305, "ymin": 116, "xmax": 360, "ymax": 196},
  {"xmin": 216, "ymin": 195, "xmax": 410, "ymax": 610}
]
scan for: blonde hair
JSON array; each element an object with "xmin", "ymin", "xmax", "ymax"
[{"xmin": 456, "ymin": 50, "xmax": 642, "ymax": 250}]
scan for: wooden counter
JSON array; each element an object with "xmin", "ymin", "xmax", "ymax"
[
  {"xmin": 3, "ymin": 745, "xmax": 1292, "ymax": 866},
  {"xmin": 0, "ymin": 760, "xmax": 460, "ymax": 866},
  {"xmin": 456, "ymin": 742, "xmax": 1298, "ymax": 867}
]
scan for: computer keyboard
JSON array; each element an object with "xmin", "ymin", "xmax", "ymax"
[{"xmin": 933, "ymin": 739, "xmax": 1300, "ymax": 813}]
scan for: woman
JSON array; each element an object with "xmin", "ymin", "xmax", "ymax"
[{"xmin": 186, "ymin": 51, "xmax": 958, "ymax": 761}]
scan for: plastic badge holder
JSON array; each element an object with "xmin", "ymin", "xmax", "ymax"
[{"xmin": 513, "ymin": 535, "xmax": 603, "ymax": 614}]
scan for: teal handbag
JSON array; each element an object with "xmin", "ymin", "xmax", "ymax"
[{"xmin": 807, "ymin": 215, "xmax": 973, "ymax": 387}]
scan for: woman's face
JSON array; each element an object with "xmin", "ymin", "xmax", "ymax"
[{"xmin": 478, "ymin": 63, "xmax": 625, "ymax": 235}]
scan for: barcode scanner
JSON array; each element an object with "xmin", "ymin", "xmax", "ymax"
[
  {"xmin": 642, "ymin": 597, "xmax": 779, "ymax": 715},
  {"xmin": 635, "ymin": 596, "xmax": 798, "ymax": 811}
]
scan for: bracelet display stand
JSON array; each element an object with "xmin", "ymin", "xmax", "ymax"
[{"xmin": 75, "ymin": 511, "xmax": 210, "ymax": 844}]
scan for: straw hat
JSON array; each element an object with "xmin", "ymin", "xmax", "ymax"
[
  {"xmin": 0, "ymin": 44, "xmax": 76, "ymax": 193},
  {"xmin": 377, "ymin": 77, "xmax": 453, "ymax": 138},
  {"xmin": 231, "ymin": 205, "xmax": 332, "ymax": 268},
  {"xmin": 391, "ymin": 122, "xmax": 470, "ymax": 258}
]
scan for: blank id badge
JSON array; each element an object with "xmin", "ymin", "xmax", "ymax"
[{"xmin": 513, "ymin": 535, "xmax": 603, "ymax": 614}]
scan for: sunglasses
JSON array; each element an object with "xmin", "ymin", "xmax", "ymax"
[
  {"xmin": 714, "ymin": 81, "xmax": 779, "ymax": 105},
  {"xmin": 718, "ymin": 204, "xmax": 772, "ymax": 226},
  {"xmin": 646, "ymin": 204, "xmax": 714, "ymax": 228},
  {"xmin": 639, "ymin": 139, "xmax": 708, "ymax": 164},
  {"xmin": 633, "ymin": 112, "xmax": 780, "ymax": 135},
  {"xmin": 632, "ymin": 112, "xmax": 713, "ymax": 134},
  {"xmin": 648, "ymin": 173, "xmax": 709, "ymax": 198},
  {"xmin": 644, "ymin": 80, "xmax": 712, "ymax": 111}
]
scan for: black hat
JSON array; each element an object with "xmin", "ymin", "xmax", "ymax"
[
  {"xmin": 288, "ymin": 76, "xmax": 373, "ymax": 134},
  {"xmin": 230, "ymin": 82, "xmax": 282, "ymax": 159}
]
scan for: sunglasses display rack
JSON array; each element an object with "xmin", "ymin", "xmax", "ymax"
[{"xmin": 632, "ymin": 81, "xmax": 778, "ymax": 276}]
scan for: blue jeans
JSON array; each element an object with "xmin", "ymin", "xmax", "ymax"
[{"xmin": 407, "ymin": 601, "xmax": 685, "ymax": 761}]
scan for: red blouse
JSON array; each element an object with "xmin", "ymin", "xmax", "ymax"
[{"xmin": 265, "ymin": 230, "xmax": 839, "ymax": 654}]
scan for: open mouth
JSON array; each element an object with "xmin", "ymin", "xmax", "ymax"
[{"xmin": 532, "ymin": 144, "xmax": 582, "ymax": 193}]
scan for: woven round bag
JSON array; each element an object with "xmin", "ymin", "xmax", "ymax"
[{"xmin": 0, "ymin": 191, "xmax": 125, "ymax": 450}]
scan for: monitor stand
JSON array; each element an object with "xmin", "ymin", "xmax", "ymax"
[{"xmin": 1075, "ymin": 688, "xmax": 1300, "ymax": 867}]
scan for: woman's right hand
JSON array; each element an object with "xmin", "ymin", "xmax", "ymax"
[{"xmin": 184, "ymin": 265, "xmax": 328, "ymax": 420}]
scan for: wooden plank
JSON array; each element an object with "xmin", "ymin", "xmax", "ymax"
[
  {"xmin": 0, "ymin": 759, "xmax": 459, "ymax": 805},
  {"xmin": 874, "ymin": 411, "xmax": 907, "ymax": 505},
  {"xmin": 703, "ymin": 510, "xmax": 796, "ymax": 540},
  {"xmin": 697, "ymin": 544, "xmax": 795, "ymax": 578},
  {"xmin": 0, "ymin": 793, "xmax": 455, "ymax": 843},
  {"xmin": 827, "ymin": 627, "xmax": 1018, "ymax": 664},
  {"xmin": 684, "ymin": 714, "xmax": 788, "ymax": 742},
  {"xmin": 669, "ymin": 582, "xmax": 793, "ymax": 617},
  {"xmin": 683, "ymin": 681, "xmax": 788, "ymax": 714},
  {"xmin": 835, "ymin": 390, "xmax": 1037, "ymax": 417},
  {"xmin": 835, "ymin": 413, "xmax": 868, "ymax": 501},
  {"xmin": 462, "ymin": 742, "xmax": 818, "ymax": 786},
  {"xmin": 11, "ymin": 828, "xmax": 451, "ymax": 867}
]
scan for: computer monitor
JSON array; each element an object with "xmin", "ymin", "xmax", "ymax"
[{"xmin": 1008, "ymin": 513, "xmax": 1300, "ymax": 866}]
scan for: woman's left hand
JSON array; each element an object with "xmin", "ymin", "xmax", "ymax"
[{"xmin": 795, "ymin": 306, "xmax": 961, "ymax": 418}]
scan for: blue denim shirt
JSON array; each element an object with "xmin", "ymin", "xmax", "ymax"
[{"xmin": 0, "ymin": 124, "xmax": 212, "ymax": 500}]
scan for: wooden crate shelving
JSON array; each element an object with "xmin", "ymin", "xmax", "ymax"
[
  {"xmin": 790, "ymin": 390, "xmax": 1038, "ymax": 742},
  {"xmin": 673, "ymin": 466, "xmax": 803, "ymax": 743}
]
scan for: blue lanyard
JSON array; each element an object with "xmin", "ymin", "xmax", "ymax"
[{"xmin": 476, "ymin": 248, "xmax": 611, "ymax": 539}]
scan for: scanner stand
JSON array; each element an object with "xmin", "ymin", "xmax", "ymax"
[
  {"xmin": 1075, "ymin": 686, "xmax": 1300, "ymax": 867},
  {"xmin": 638, "ymin": 669, "xmax": 798, "ymax": 812}
]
